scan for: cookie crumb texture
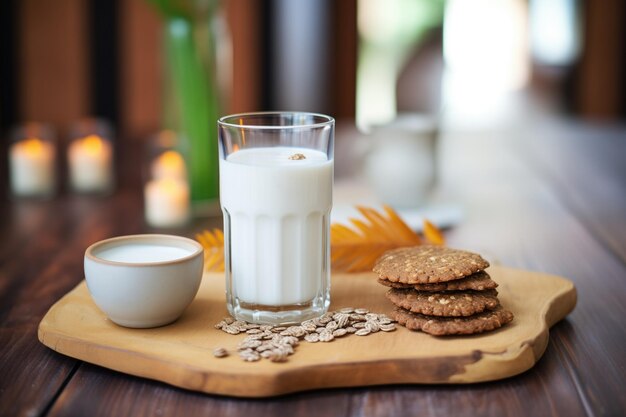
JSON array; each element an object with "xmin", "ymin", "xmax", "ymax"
[
  {"xmin": 373, "ymin": 245, "xmax": 490, "ymax": 284},
  {"xmin": 391, "ymin": 306, "xmax": 514, "ymax": 336},
  {"xmin": 386, "ymin": 289, "xmax": 500, "ymax": 317},
  {"xmin": 378, "ymin": 271, "xmax": 498, "ymax": 292}
]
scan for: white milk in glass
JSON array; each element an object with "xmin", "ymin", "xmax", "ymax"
[{"xmin": 220, "ymin": 147, "xmax": 332, "ymax": 308}]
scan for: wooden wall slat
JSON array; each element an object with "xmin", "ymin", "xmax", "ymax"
[
  {"xmin": 119, "ymin": 0, "xmax": 162, "ymax": 140},
  {"xmin": 90, "ymin": 0, "xmax": 120, "ymax": 126},
  {"xmin": 577, "ymin": 0, "xmax": 626, "ymax": 120},
  {"xmin": 331, "ymin": 0, "xmax": 357, "ymax": 119},
  {"xmin": 226, "ymin": 0, "xmax": 262, "ymax": 114},
  {"xmin": 19, "ymin": 0, "xmax": 89, "ymax": 135},
  {"xmin": 0, "ymin": 0, "xmax": 19, "ymax": 133}
]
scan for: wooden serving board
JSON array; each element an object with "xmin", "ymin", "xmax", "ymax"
[{"xmin": 38, "ymin": 266, "xmax": 576, "ymax": 397}]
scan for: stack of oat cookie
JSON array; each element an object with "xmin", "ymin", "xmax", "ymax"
[{"xmin": 373, "ymin": 245, "xmax": 514, "ymax": 336}]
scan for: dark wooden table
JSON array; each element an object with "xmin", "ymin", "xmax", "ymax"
[{"xmin": 1, "ymin": 117, "xmax": 625, "ymax": 417}]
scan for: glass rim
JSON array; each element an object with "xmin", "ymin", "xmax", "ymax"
[{"xmin": 218, "ymin": 111, "xmax": 335, "ymax": 130}]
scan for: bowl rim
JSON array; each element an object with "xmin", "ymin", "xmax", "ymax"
[{"xmin": 85, "ymin": 234, "xmax": 204, "ymax": 267}]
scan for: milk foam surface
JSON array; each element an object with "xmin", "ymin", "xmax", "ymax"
[{"xmin": 96, "ymin": 244, "xmax": 192, "ymax": 263}]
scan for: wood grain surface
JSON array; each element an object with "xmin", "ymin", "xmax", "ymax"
[
  {"xmin": 1, "ymin": 117, "xmax": 625, "ymax": 416},
  {"xmin": 38, "ymin": 266, "xmax": 576, "ymax": 397}
]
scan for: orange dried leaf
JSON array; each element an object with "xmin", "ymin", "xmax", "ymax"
[
  {"xmin": 330, "ymin": 206, "xmax": 425, "ymax": 272},
  {"xmin": 195, "ymin": 229, "xmax": 225, "ymax": 272},
  {"xmin": 423, "ymin": 219, "xmax": 445, "ymax": 245},
  {"xmin": 384, "ymin": 206, "xmax": 422, "ymax": 243}
]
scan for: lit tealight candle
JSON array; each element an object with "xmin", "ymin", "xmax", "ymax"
[
  {"xmin": 68, "ymin": 135, "xmax": 113, "ymax": 193},
  {"xmin": 9, "ymin": 137, "xmax": 55, "ymax": 197},
  {"xmin": 151, "ymin": 150, "xmax": 187, "ymax": 181},
  {"xmin": 144, "ymin": 178, "xmax": 190, "ymax": 227}
]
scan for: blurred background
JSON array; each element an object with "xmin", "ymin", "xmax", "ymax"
[
  {"xmin": 2, "ymin": 0, "xmax": 624, "ymax": 135},
  {"xmin": 0, "ymin": 0, "xmax": 624, "ymax": 213}
]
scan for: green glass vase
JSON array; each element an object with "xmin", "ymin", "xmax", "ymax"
[{"xmin": 150, "ymin": 0, "xmax": 222, "ymax": 206}]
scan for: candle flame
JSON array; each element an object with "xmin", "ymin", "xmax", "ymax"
[
  {"xmin": 158, "ymin": 150, "xmax": 185, "ymax": 169},
  {"xmin": 160, "ymin": 177, "xmax": 187, "ymax": 193},
  {"xmin": 82, "ymin": 135, "xmax": 103, "ymax": 154},
  {"xmin": 21, "ymin": 137, "xmax": 45, "ymax": 154},
  {"xmin": 151, "ymin": 150, "xmax": 186, "ymax": 181}
]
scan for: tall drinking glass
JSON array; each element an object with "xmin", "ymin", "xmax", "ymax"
[{"xmin": 218, "ymin": 112, "xmax": 334, "ymax": 324}]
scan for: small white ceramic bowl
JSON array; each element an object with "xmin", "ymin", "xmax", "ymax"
[{"xmin": 84, "ymin": 234, "xmax": 204, "ymax": 328}]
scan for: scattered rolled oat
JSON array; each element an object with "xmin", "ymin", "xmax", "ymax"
[
  {"xmin": 215, "ymin": 307, "xmax": 396, "ymax": 363},
  {"xmin": 333, "ymin": 328, "xmax": 347, "ymax": 337},
  {"xmin": 304, "ymin": 333, "xmax": 320, "ymax": 343},
  {"xmin": 379, "ymin": 323, "xmax": 396, "ymax": 332},
  {"xmin": 239, "ymin": 349, "xmax": 261, "ymax": 362},
  {"xmin": 318, "ymin": 330, "xmax": 334, "ymax": 342},
  {"xmin": 212, "ymin": 347, "xmax": 228, "ymax": 358}
]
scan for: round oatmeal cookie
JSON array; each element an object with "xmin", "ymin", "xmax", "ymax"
[
  {"xmin": 373, "ymin": 245, "xmax": 490, "ymax": 284},
  {"xmin": 391, "ymin": 305, "xmax": 514, "ymax": 336},
  {"xmin": 385, "ymin": 289, "xmax": 499, "ymax": 317},
  {"xmin": 378, "ymin": 271, "xmax": 498, "ymax": 292}
]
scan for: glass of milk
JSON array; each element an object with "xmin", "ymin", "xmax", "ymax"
[{"xmin": 218, "ymin": 112, "xmax": 334, "ymax": 325}]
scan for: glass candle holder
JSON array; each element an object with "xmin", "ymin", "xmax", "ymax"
[
  {"xmin": 8, "ymin": 123, "xmax": 57, "ymax": 198},
  {"xmin": 147, "ymin": 130, "xmax": 188, "ymax": 182},
  {"xmin": 68, "ymin": 118, "xmax": 114, "ymax": 194},
  {"xmin": 143, "ymin": 131, "xmax": 190, "ymax": 228},
  {"xmin": 218, "ymin": 112, "xmax": 334, "ymax": 325}
]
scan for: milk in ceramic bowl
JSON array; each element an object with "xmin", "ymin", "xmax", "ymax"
[{"xmin": 84, "ymin": 234, "xmax": 204, "ymax": 328}]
